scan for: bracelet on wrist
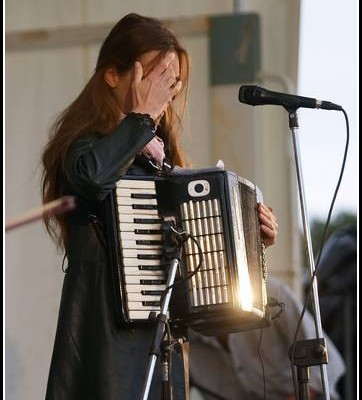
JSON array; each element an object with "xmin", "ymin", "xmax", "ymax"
[{"xmin": 127, "ymin": 112, "xmax": 156, "ymax": 132}]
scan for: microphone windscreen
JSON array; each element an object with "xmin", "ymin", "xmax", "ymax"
[{"xmin": 238, "ymin": 85, "xmax": 258, "ymax": 105}]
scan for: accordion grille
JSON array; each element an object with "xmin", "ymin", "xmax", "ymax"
[{"xmin": 180, "ymin": 199, "xmax": 230, "ymax": 308}]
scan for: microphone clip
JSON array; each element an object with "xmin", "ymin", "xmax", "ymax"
[{"xmin": 161, "ymin": 219, "xmax": 188, "ymax": 260}]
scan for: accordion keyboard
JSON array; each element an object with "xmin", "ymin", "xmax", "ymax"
[{"xmin": 116, "ymin": 179, "xmax": 167, "ymax": 320}]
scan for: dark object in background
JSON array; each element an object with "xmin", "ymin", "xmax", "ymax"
[{"xmin": 308, "ymin": 224, "xmax": 357, "ymax": 400}]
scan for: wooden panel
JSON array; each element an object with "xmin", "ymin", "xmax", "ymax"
[{"xmin": 6, "ymin": 16, "xmax": 209, "ymax": 51}]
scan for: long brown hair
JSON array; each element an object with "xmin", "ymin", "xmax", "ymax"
[{"xmin": 41, "ymin": 13, "xmax": 190, "ymax": 247}]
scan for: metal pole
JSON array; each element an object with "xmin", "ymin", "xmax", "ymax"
[
  {"xmin": 140, "ymin": 258, "xmax": 179, "ymax": 400},
  {"xmin": 288, "ymin": 110, "xmax": 330, "ymax": 400}
]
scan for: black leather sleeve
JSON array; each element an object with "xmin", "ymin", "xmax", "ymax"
[{"xmin": 63, "ymin": 114, "xmax": 155, "ymax": 202}]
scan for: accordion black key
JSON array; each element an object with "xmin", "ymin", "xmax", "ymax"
[{"xmin": 105, "ymin": 167, "xmax": 270, "ymax": 335}]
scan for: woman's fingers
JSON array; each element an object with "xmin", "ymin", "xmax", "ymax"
[
  {"xmin": 149, "ymin": 52, "xmax": 175, "ymax": 77},
  {"xmin": 130, "ymin": 52, "xmax": 181, "ymax": 119},
  {"xmin": 258, "ymin": 203, "xmax": 278, "ymax": 247}
]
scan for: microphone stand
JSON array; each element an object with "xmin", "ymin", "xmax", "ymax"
[
  {"xmin": 287, "ymin": 109, "xmax": 330, "ymax": 400},
  {"xmin": 140, "ymin": 226, "xmax": 183, "ymax": 400}
]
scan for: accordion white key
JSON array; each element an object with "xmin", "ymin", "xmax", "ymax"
[{"xmin": 104, "ymin": 167, "xmax": 270, "ymax": 335}]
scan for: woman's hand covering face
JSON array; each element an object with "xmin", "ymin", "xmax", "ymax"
[{"xmin": 130, "ymin": 52, "xmax": 182, "ymax": 121}]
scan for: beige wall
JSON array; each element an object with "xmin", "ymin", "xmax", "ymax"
[{"xmin": 5, "ymin": 1, "xmax": 300, "ymax": 399}]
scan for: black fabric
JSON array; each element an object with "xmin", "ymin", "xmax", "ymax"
[
  {"xmin": 45, "ymin": 114, "xmax": 186, "ymax": 400},
  {"xmin": 314, "ymin": 225, "xmax": 357, "ymax": 400}
]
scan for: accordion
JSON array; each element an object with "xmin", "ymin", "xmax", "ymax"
[{"xmin": 105, "ymin": 167, "xmax": 270, "ymax": 336}]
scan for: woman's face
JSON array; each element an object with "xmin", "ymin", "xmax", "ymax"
[{"xmin": 105, "ymin": 50, "xmax": 180, "ymax": 114}]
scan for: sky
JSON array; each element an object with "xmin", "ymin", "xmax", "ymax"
[{"xmin": 297, "ymin": 0, "xmax": 358, "ymax": 221}]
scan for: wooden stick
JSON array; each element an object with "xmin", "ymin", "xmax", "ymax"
[{"xmin": 5, "ymin": 196, "xmax": 76, "ymax": 232}]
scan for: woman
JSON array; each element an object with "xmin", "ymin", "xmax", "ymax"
[{"xmin": 41, "ymin": 13, "xmax": 278, "ymax": 400}]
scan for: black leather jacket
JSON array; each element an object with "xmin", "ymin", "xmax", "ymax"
[{"xmin": 45, "ymin": 114, "xmax": 186, "ymax": 400}]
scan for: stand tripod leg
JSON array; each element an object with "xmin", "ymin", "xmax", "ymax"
[
  {"xmin": 140, "ymin": 257, "xmax": 180, "ymax": 400},
  {"xmin": 161, "ymin": 343, "xmax": 172, "ymax": 400},
  {"xmin": 141, "ymin": 354, "xmax": 159, "ymax": 400},
  {"xmin": 297, "ymin": 366, "xmax": 311, "ymax": 400}
]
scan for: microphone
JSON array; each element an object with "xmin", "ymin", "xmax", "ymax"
[{"xmin": 238, "ymin": 85, "xmax": 342, "ymax": 111}]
